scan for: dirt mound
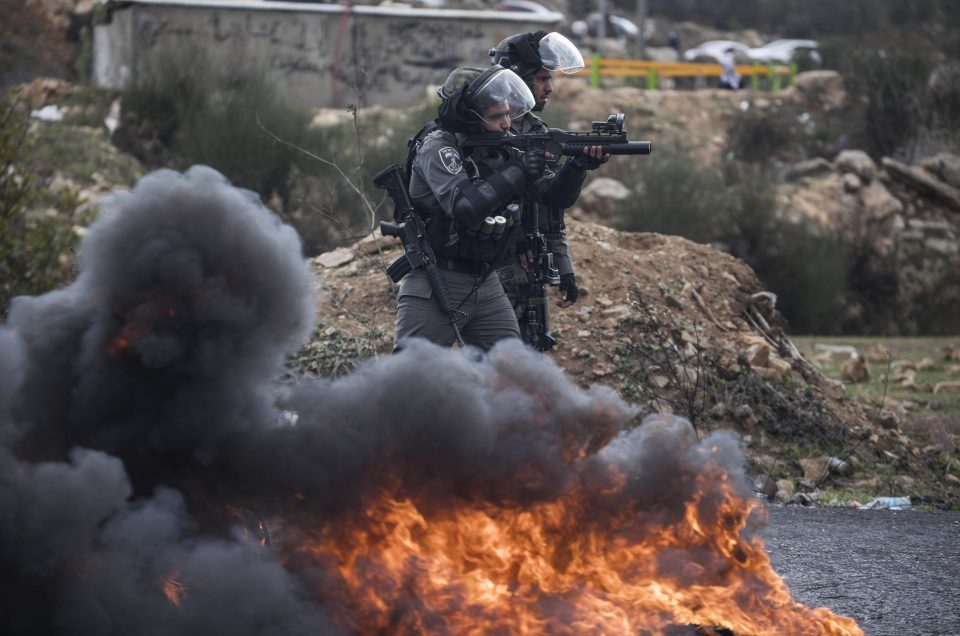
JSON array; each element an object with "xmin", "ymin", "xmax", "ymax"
[{"xmin": 294, "ymin": 219, "xmax": 956, "ymax": 507}]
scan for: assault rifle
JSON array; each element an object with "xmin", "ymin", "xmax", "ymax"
[
  {"xmin": 521, "ymin": 230, "xmax": 559, "ymax": 352},
  {"xmin": 373, "ymin": 164, "xmax": 467, "ymax": 348},
  {"xmin": 462, "ymin": 113, "xmax": 652, "ymax": 157}
]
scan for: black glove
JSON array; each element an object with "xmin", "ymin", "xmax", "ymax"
[
  {"xmin": 559, "ymin": 273, "xmax": 578, "ymax": 304},
  {"xmin": 567, "ymin": 152, "xmax": 608, "ymax": 171},
  {"xmin": 519, "ymin": 148, "xmax": 546, "ymax": 180}
]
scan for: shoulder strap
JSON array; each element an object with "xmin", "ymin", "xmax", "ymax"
[{"xmin": 403, "ymin": 118, "xmax": 444, "ymax": 185}]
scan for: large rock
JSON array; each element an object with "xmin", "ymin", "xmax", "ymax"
[
  {"xmin": 882, "ymin": 157, "xmax": 960, "ymax": 212},
  {"xmin": 835, "ymin": 150, "xmax": 877, "ymax": 182},
  {"xmin": 793, "ymin": 70, "xmax": 847, "ymax": 110},
  {"xmin": 919, "ymin": 152, "xmax": 960, "ymax": 190},
  {"xmin": 785, "ymin": 157, "xmax": 833, "ymax": 182},
  {"xmin": 859, "ymin": 182, "xmax": 903, "ymax": 221},
  {"xmin": 578, "ymin": 177, "xmax": 631, "ymax": 217}
]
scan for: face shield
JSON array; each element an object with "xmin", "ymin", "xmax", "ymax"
[
  {"xmin": 537, "ymin": 32, "xmax": 585, "ymax": 74},
  {"xmin": 465, "ymin": 66, "xmax": 535, "ymax": 124}
]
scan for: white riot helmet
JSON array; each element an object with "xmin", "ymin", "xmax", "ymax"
[
  {"xmin": 538, "ymin": 32, "xmax": 585, "ymax": 73},
  {"xmin": 489, "ymin": 31, "xmax": 585, "ymax": 78}
]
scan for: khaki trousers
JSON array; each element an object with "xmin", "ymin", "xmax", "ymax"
[{"xmin": 395, "ymin": 268, "xmax": 520, "ymax": 351}]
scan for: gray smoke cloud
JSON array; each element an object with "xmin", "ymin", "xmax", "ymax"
[{"xmin": 0, "ymin": 167, "xmax": 754, "ymax": 635}]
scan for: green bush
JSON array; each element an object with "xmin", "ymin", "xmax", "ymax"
[
  {"xmin": 117, "ymin": 45, "xmax": 310, "ymax": 202},
  {"xmin": 114, "ymin": 44, "xmax": 447, "ymax": 256},
  {"xmin": 613, "ymin": 150, "xmax": 727, "ymax": 243},
  {"xmin": 286, "ymin": 100, "xmax": 439, "ymax": 255},
  {"xmin": 612, "ymin": 153, "xmax": 851, "ymax": 333},
  {"xmin": 725, "ymin": 107, "xmax": 797, "ymax": 164},
  {"xmin": 0, "ymin": 100, "xmax": 79, "ymax": 317}
]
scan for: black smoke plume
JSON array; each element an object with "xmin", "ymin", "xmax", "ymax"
[{"xmin": 0, "ymin": 167, "xmax": 753, "ymax": 635}]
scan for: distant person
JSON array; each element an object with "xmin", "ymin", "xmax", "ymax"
[
  {"xmin": 668, "ymin": 30, "xmax": 682, "ymax": 54},
  {"xmin": 719, "ymin": 54, "xmax": 742, "ymax": 90},
  {"xmin": 490, "ymin": 31, "xmax": 608, "ymax": 350}
]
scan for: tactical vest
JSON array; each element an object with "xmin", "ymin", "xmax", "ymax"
[{"xmin": 412, "ymin": 129, "xmax": 519, "ymax": 266}]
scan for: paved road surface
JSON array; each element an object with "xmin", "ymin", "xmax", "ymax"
[{"xmin": 762, "ymin": 506, "xmax": 960, "ymax": 636}]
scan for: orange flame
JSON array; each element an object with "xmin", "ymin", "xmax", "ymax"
[
  {"xmin": 292, "ymin": 464, "xmax": 862, "ymax": 635},
  {"xmin": 162, "ymin": 572, "xmax": 187, "ymax": 608}
]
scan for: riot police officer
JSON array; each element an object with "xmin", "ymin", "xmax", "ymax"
[
  {"xmin": 394, "ymin": 65, "xmax": 586, "ymax": 351},
  {"xmin": 490, "ymin": 32, "xmax": 610, "ymax": 350}
]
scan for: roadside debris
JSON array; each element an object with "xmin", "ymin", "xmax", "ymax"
[
  {"xmin": 859, "ymin": 496, "xmax": 912, "ymax": 510},
  {"xmin": 30, "ymin": 104, "xmax": 63, "ymax": 121}
]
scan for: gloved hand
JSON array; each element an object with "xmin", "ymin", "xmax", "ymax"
[
  {"xmin": 519, "ymin": 148, "xmax": 546, "ymax": 180},
  {"xmin": 567, "ymin": 153, "xmax": 606, "ymax": 171},
  {"xmin": 567, "ymin": 146, "xmax": 609, "ymax": 171},
  {"xmin": 558, "ymin": 273, "xmax": 578, "ymax": 306}
]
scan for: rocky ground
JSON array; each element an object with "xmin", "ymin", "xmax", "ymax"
[
  {"xmin": 297, "ymin": 218, "xmax": 960, "ymax": 509},
  {"xmin": 5, "ymin": 5, "xmax": 959, "ymax": 509}
]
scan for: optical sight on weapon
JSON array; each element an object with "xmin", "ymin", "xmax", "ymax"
[{"xmin": 591, "ymin": 113, "xmax": 625, "ymax": 133}]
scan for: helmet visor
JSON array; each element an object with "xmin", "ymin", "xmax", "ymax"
[
  {"xmin": 469, "ymin": 68, "xmax": 535, "ymax": 122},
  {"xmin": 538, "ymin": 32, "xmax": 585, "ymax": 74}
]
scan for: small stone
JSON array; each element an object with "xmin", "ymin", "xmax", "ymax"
[
  {"xmin": 754, "ymin": 366, "xmax": 784, "ymax": 382},
  {"xmin": 842, "ymin": 172, "xmax": 861, "ymax": 192},
  {"xmin": 835, "ymin": 149, "xmax": 877, "ymax": 181},
  {"xmin": 664, "ymin": 294, "xmax": 685, "ymax": 310},
  {"xmin": 650, "ymin": 375, "xmax": 670, "ymax": 388},
  {"xmin": 788, "ymin": 492, "xmax": 818, "ymax": 506},
  {"xmin": 927, "ymin": 399, "xmax": 943, "ymax": 411},
  {"xmin": 841, "ymin": 356, "xmax": 871, "ymax": 383},
  {"xmin": 946, "ymin": 474, "xmax": 960, "ymax": 485},
  {"xmin": 894, "ymin": 475, "xmax": 917, "ymax": 490},
  {"xmin": 934, "ymin": 380, "xmax": 960, "ymax": 394},
  {"xmin": 746, "ymin": 343, "xmax": 771, "ymax": 368},
  {"xmin": 862, "ymin": 343, "xmax": 892, "ymax": 363},
  {"xmin": 733, "ymin": 404, "xmax": 758, "ymax": 427},
  {"xmin": 754, "ymin": 475, "xmax": 778, "ymax": 499},
  {"xmin": 800, "ymin": 456, "xmax": 830, "ymax": 482},
  {"xmin": 828, "ymin": 456, "xmax": 852, "ymax": 476},
  {"xmin": 818, "ymin": 378, "xmax": 845, "ymax": 399},
  {"xmin": 314, "ymin": 247, "xmax": 355, "ymax": 268},
  {"xmin": 785, "ymin": 157, "xmax": 833, "ymax": 181},
  {"xmin": 796, "ymin": 478, "xmax": 817, "ymax": 493},
  {"xmin": 859, "ymin": 182, "xmax": 903, "ymax": 220},
  {"xmin": 776, "ymin": 479, "xmax": 795, "ymax": 498},
  {"xmin": 874, "ymin": 409, "xmax": 900, "ymax": 430}
]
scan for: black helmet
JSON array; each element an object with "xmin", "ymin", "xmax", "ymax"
[
  {"xmin": 489, "ymin": 31, "xmax": 585, "ymax": 79},
  {"xmin": 437, "ymin": 65, "xmax": 535, "ymax": 132}
]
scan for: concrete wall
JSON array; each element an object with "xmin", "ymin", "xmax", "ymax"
[{"xmin": 93, "ymin": 0, "xmax": 563, "ymax": 109}]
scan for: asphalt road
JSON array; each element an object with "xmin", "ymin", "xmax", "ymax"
[{"xmin": 761, "ymin": 506, "xmax": 960, "ymax": 636}]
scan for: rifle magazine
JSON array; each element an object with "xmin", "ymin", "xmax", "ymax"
[{"xmin": 386, "ymin": 255, "xmax": 413, "ymax": 283}]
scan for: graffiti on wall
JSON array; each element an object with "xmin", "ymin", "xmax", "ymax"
[{"xmin": 120, "ymin": 8, "xmax": 549, "ymax": 108}]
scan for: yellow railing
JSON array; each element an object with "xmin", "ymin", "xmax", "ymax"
[{"xmin": 576, "ymin": 55, "xmax": 797, "ymax": 91}]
